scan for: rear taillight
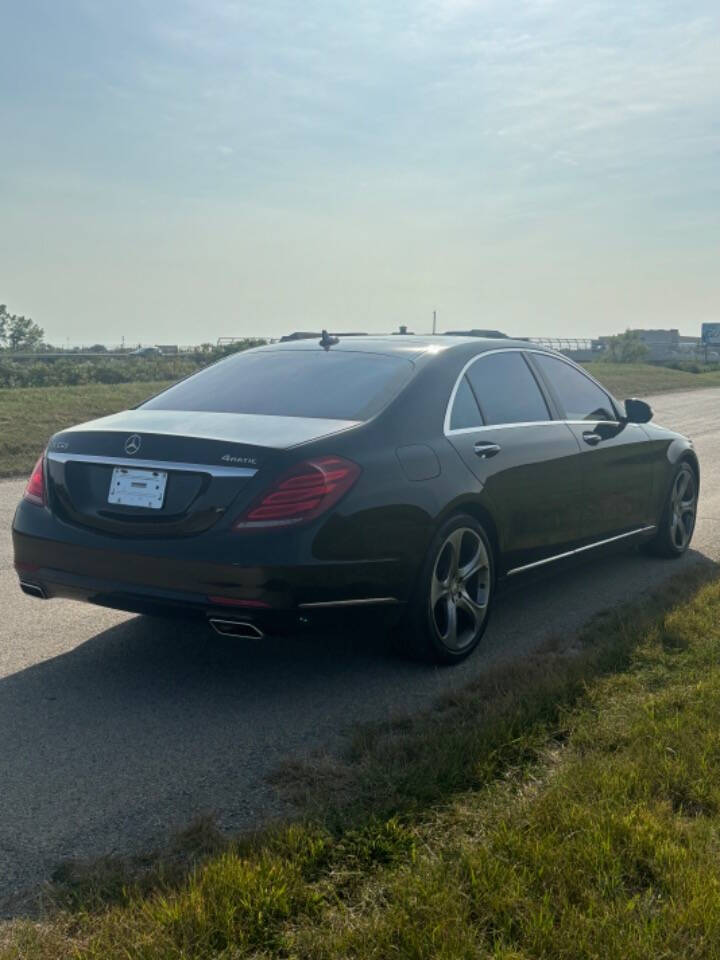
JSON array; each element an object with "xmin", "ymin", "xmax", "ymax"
[
  {"xmin": 233, "ymin": 456, "xmax": 361, "ymax": 531},
  {"xmin": 23, "ymin": 454, "xmax": 46, "ymax": 506}
]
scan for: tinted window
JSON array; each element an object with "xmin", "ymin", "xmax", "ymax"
[
  {"xmin": 142, "ymin": 349, "xmax": 414, "ymax": 421},
  {"xmin": 450, "ymin": 376, "xmax": 483, "ymax": 430},
  {"xmin": 465, "ymin": 352, "xmax": 550, "ymax": 426},
  {"xmin": 533, "ymin": 354, "xmax": 615, "ymax": 421}
]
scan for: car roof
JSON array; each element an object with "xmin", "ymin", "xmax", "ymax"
[{"xmin": 259, "ymin": 334, "xmax": 539, "ymax": 360}]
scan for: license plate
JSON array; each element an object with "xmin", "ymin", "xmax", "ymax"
[{"xmin": 108, "ymin": 467, "xmax": 168, "ymax": 509}]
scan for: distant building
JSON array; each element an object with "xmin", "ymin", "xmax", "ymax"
[
  {"xmin": 598, "ymin": 329, "xmax": 702, "ymax": 362},
  {"xmin": 635, "ymin": 329, "xmax": 680, "ymax": 361}
]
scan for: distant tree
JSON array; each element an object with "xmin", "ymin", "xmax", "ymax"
[
  {"xmin": 0, "ymin": 304, "xmax": 45, "ymax": 351},
  {"xmin": 603, "ymin": 329, "xmax": 649, "ymax": 364}
]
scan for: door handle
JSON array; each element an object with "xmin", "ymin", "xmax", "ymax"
[
  {"xmin": 582, "ymin": 431, "xmax": 602, "ymax": 446},
  {"xmin": 473, "ymin": 441, "xmax": 501, "ymax": 459}
]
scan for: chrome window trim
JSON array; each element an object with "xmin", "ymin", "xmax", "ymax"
[
  {"xmin": 448, "ymin": 420, "xmax": 563, "ymax": 437},
  {"xmin": 506, "ymin": 525, "xmax": 656, "ymax": 576},
  {"xmin": 46, "ymin": 451, "xmax": 258, "ymax": 478},
  {"xmin": 564, "ymin": 419, "xmax": 621, "ymax": 426},
  {"xmin": 447, "ymin": 418, "xmax": 628, "ymax": 438},
  {"xmin": 444, "ymin": 347, "xmax": 621, "ymax": 436}
]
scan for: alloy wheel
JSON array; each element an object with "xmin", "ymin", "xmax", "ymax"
[
  {"xmin": 429, "ymin": 527, "xmax": 490, "ymax": 651},
  {"xmin": 670, "ymin": 466, "xmax": 697, "ymax": 551}
]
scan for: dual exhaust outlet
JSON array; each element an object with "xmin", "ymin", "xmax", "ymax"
[
  {"xmin": 208, "ymin": 618, "xmax": 264, "ymax": 640},
  {"xmin": 19, "ymin": 580, "xmax": 47, "ymax": 600}
]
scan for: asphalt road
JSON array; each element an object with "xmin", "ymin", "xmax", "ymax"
[{"xmin": 2, "ymin": 388, "xmax": 720, "ymax": 911}]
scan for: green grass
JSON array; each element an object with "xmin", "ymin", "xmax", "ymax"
[
  {"xmin": 0, "ymin": 381, "xmax": 172, "ymax": 478},
  {"xmin": 584, "ymin": 362, "xmax": 720, "ymax": 398},
  {"xmin": 4, "ymin": 565, "xmax": 720, "ymax": 959}
]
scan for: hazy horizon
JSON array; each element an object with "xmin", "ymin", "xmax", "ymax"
[{"xmin": 2, "ymin": 1, "xmax": 718, "ymax": 345}]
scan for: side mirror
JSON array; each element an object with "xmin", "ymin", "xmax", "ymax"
[{"xmin": 623, "ymin": 398, "xmax": 653, "ymax": 424}]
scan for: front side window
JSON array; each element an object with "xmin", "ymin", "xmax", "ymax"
[
  {"xmin": 532, "ymin": 354, "xmax": 616, "ymax": 421},
  {"xmin": 464, "ymin": 352, "xmax": 550, "ymax": 426}
]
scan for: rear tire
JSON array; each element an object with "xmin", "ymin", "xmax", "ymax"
[
  {"xmin": 644, "ymin": 460, "xmax": 698, "ymax": 558},
  {"xmin": 396, "ymin": 513, "xmax": 494, "ymax": 665}
]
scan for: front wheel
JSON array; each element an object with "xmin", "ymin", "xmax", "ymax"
[
  {"xmin": 645, "ymin": 461, "xmax": 698, "ymax": 558},
  {"xmin": 398, "ymin": 514, "xmax": 494, "ymax": 665}
]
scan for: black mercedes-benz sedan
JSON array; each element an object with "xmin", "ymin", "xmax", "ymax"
[{"xmin": 13, "ymin": 336, "xmax": 699, "ymax": 664}]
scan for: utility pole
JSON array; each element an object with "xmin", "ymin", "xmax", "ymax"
[{"xmin": 432, "ymin": 310, "xmax": 437, "ymax": 335}]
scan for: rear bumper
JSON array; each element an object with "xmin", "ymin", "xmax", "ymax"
[
  {"xmin": 15, "ymin": 565, "xmax": 361, "ymax": 634},
  {"xmin": 12, "ymin": 510, "xmax": 410, "ymax": 633}
]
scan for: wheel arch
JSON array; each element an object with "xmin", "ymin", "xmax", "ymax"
[
  {"xmin": 666, "ymin": 437, "xmax": 699, "ymax": 475},
  {"xmin": 677, "ymin": 447, "xmax": 700, "ymax": 492},
  {"xmin": 434, "ymin": 497, "xmax": 501, "ymax": 575}
]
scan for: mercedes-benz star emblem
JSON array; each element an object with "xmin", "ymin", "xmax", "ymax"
[{"xmin": 124, "ymin": 434, "xmax": 142, "ymax": 456}]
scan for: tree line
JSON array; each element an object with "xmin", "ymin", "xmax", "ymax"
[
  {"xmin": 0, "ymin": 304, "xmax": 45, "ymax": 351},
  {"xmin": 0, "ymin": 301, "xmax": 267, "ymax": 387}
]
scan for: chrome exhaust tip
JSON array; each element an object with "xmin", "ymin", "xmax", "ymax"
[
  {"xmin": 19, "ymin": 580, "xmax": 47, "ymax": 600},
  {"xmin": 208, "ymin": 618, "xmax": 264, "ymax": 640}
]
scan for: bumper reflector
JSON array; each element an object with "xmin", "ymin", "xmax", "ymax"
[{"xmin": 207, "ymin": 596, "xmax": 271, "ymax": 609}]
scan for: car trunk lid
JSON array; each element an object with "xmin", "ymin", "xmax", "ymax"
[{"xmin": 46, "ymin": 409, "xmax": 360, "ymax": 537}]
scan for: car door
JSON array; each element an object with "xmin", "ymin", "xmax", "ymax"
[
  {"xmin": 528, "ymin": 352, "xmax": 655, "ymax": 543},
  {"xmin": 445, "ymin": 349, "xmax": 583, "ymax": 573}
]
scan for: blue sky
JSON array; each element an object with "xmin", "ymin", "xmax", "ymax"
[{"xmin": 1, "ymin": 0, "xmax": 718, "ymax": 343}]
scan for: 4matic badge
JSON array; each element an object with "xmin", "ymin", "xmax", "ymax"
[{"xmin": 221, "ymin": 453, "xmax": 258, "ymax": 466}]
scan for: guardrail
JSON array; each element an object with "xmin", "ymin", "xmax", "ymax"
[
  {"xmin": 3, "ymin": 352, "xmax": 131, "ymax": 361},
  {"xmin": 528, "ymin": 337, "xmax": 604, "ymax": 352},
  {"xmin": 1, "ymin": 349, "xmax": 210, "ymax": 362}
]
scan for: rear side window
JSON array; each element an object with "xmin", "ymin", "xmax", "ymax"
[
  {"xmin": 532, "ymin": 354, "xmax": 616, "ymax": 421},
  {"xmin": 464, "ymin": 352, "xmax": 550, "ymax": 426},
  {"xmin": 142, "ymin": 349, "xmax": 415, "ymax": 421},
  {"xmin": 449, "ymin": 377, "xmax": 483, "ymax": 430}
]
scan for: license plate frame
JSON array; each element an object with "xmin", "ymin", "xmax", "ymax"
[{"xmin": 108, "ymin": 466, "xmax": 168, "ymax": 509}]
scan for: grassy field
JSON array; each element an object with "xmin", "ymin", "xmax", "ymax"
[
  {"xmin": 4, "ymin": 564, "xmax": 720, "ymax": 959},
  {"xmin": 0, "ymin": 381, "xmax": 172, "ymax": 478},
  {"xmin": 584, "ymin": 362, "xmax": 720, "ymax": 398},
  {"xmin": 1, "ymin": 363, "xmax": 720, "ymax": 478}
]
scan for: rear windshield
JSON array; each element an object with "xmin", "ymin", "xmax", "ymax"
[{"xmin": 142, "ymin": 348, "xmax": 415, "ymax": 421}]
